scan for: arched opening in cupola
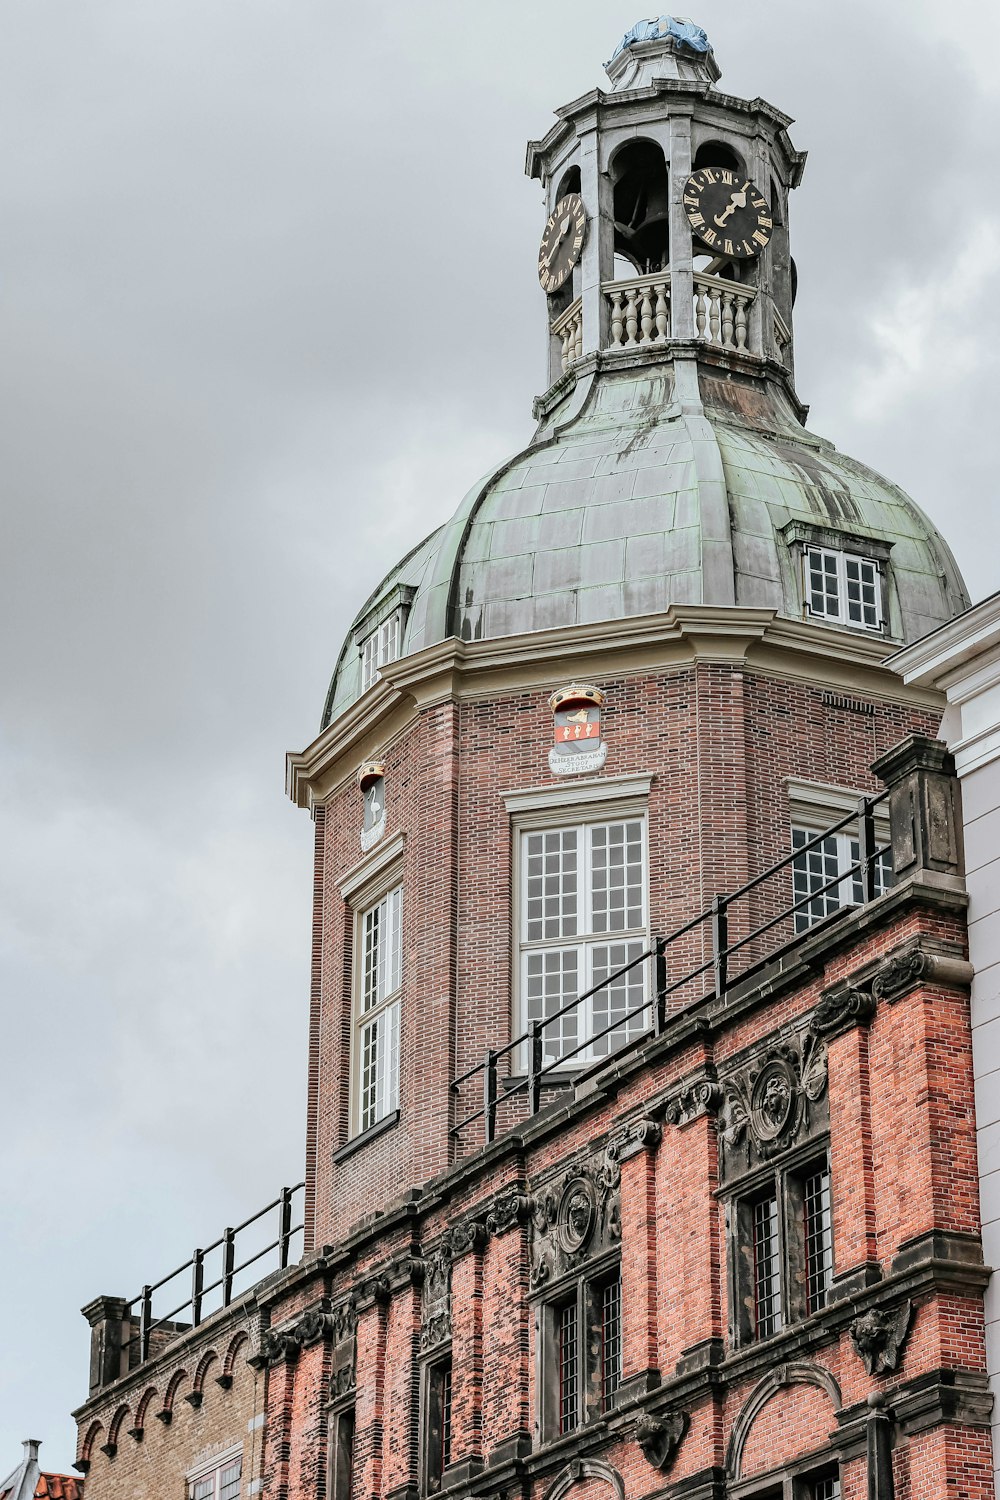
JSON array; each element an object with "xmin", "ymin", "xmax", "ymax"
[
  {"xmin": 693, "ymin": 139, "xmax": 745, "ymax": 175},
  {"xmin": 609, "ymin": 138, "xmax": 669, "ymax": 275},
  {"xmin": 555, "ymin": 163, "xmax": 581, "ymax": 202}
]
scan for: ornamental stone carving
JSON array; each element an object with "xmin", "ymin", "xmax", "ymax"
[
  {"xmin": 872, "ymin": 950, "xmax": 928, "ymax": 1003},
  {"xmin": 420, "ymin": 1242, "xmax": 452, "ymax": 1353},
  {"xmin": 530, "ymin": 1144, "xmax": 620, "ymax": 1290},
  {"xmin": 485, "ymin": 1191, "xmax": 534, "ymax": 1236},
  {"xmin": 663, "ymin": 1077, "xmax": 723, "ymax": 1127},
  {"xmin": 718, "ymin": 1029, "xmax": 828, "ymax": 1185},
  {"xmin": 449, "ymin": 1218, "xmax": 488, "ymax": 1258},
  {"xmin": 850, "ymin": 1300, "xmax": 914, "ymax": 1376},
  {"xmin": 614, "ymin": 1116, "xmax": 662, "ymax": 1161},
  {"xmin": 810, "ymin": 984, "xmax": 876, "ymax": 1039},
  {"xmin": 635, "ymin": 1410, "xmax": 689, "ymax": 1472}
]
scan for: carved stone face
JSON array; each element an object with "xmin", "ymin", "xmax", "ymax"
[
  {"xmin": 852, "ymin": 1310, "xmax": 886, "ymax": 1352},
  {"xmin": 558, "ymin": 1180, "xmax": 595, "ymax": 1251},
  {"xmin": 750, "ymin": 1061, "xmax": 795, "ymax": 1142},
  {"xmin": 761, "ymin": 1075, "xmax": 790, "ymax": 1122}
]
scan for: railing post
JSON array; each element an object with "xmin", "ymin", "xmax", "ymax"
[
  {"xmin": 712, "ymin": 895, "xmax": 729, "ymax": 1001},
  {"xmin": 483, "ymin": 1049, "xmax": 498, "ymax": 1143},
  {"xmin": 139, "ymin": 1285, "xmax": 152, "ymax": 1362},
  {"xmin": 191, "ymin": 1250, "xmax": 204, "ymax": 1328},
  {"xmin": 278, "ymin": 1187, "xmax": 293, "ymax": 1269},
  {"xmin": 857, "ymin": 796, "xmax": 877, "ymax": 903},
  {"xmin": 529, "ymin": 1021, "xmax": 544, "ymax": 1114},
  {"xmin": 654, "ymin": 937, "xmax": 667, "ymax": 1034},
  {"xmin": 222, "ymin": 1229, "xmax": 235, "ymax": 1307}
]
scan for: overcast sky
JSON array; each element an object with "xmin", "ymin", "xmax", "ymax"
[{"xmin": 2, "ymin": 0, "xmax": 999, "ymax": 1474}]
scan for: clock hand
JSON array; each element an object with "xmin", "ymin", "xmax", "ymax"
[
  {"xmin": 714, "ymin": 181, "xmax": 750, "ymax": 228},
  {"xmin": 543, "ymin": 215, "xmax": 575, "ymax": 267}
]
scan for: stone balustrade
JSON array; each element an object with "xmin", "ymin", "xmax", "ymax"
[
  {"xmin": 605, "ymin": 274, "xmax": 671, "ymax": 349},
  {"xmin": 693, "ymin": 272, "xmax": 755, "ymax": 352},
  {"xmin": 551, "ymin": 297, "xmax": 583, "ymax": 371}
]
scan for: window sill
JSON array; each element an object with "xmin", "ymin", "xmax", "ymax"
[{"xmin": 333, "ymin": 1110, "xmax": 400, "ymax": 1163}]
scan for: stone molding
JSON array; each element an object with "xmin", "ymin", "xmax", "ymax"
[
  {"xmin": 871, "ymin": 939, "xmax": 973, "ymax": 1004},
  {"xmin": 613, "ymin": 1116, "xmax": 662, "ymax": 1161},
  {"xmin": 419, "ymin": 1241, "xmax": 452, "ymax": 1354},
  {"xmin": 663, "ymin": 1074, "xmax": 722, "ymax": 1128},
  {"xmin": 726, "ymin": 1361, "xmax": 841, "ymax": 1482},
  {"xmin": 485, "ymin": 1191, "xmax": 534, "ymax": 1237}
]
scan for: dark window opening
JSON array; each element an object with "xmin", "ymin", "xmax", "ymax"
[
  {"xmin": 556, "ymin": 164, "xmax": 581, "ymax": 201},
  {"xmin": 803, "ymin": 1165, "xmax": 833, "ymax": 1313},
  {"xmin": 543, "ymin": 1263, "xmax": 622, "ymax": 1440},
  {"xmin": 329, "ymin": 1407, "xmax": 354, "ymax": 1500},
  {"xmin": 693, "ymin": 139, "xmax": 744, "ymax": 174},
  {"xmin": 424, "ymin": 1358, "xmax": 453, "ymax": 1492},
  {"xmin": 610, "ymin": 140, "xmax": 669, "ymax": 274},
  {"xmin": 558, "ymin": 1301, "xmax": 579, "ymax": 1433}
]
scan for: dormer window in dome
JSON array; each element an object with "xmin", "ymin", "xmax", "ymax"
[
  {"xmin": 805, "ymin": 546, "xmax": 883, "ymax": 632},
  {"xmin": 354, "ymin": 585, "xmax": 415, "ymax": 693},
  {"xmin": 781, "ymin": 522, "xmax": 894, "ymax": 638}
]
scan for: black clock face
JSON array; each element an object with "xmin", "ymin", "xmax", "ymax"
[
  {"xmin": 538, "ymin": 193, "xmax": 587, "ymax": 294},
  {"xmin": 682, "ymin": 169, "xmax": 773, "ymax": 259}
]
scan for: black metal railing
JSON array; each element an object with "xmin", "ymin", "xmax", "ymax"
[
  {"xmin": 124, "ymin": 1182, "xmax": 305, "ymax": 1363},
  {"xmin": 450, "ymin": 791, "xmax": 890, "ymax": 1146}
]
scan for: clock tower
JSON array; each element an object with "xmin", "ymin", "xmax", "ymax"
[{"xmin": 529, "ymin": 18, "xmax": 800, "ymax": 396}]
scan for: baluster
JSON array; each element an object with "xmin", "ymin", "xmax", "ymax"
[
  {"xmin": 694, "ymin": 283, "xmax": 707, "ymax": 339},
  {"xmin": 624, "ymin": 288, "xmax": 640, "ymax": 347},
  {"xmin": 654, "ymin": 281, "xmax": 669, "ymax": 341},
  {"xmin": 609, "ymin": 291, "xmax": 624, "ymax": 348},
  {"xmin": 708, "ymin": 286, "xmax": 722, "ymax": 346},
  {"xmin": 560, "ymin": 322, "xmax": 573, "ymax": 372},
  {"xmin": 573, "ymin": 312, "xmax": 583, "ymax": 362},
  {"xmin": 735, "ymin": 295, "xmax": 749, "ymax": 352},
  {"xmin": 639, "ymin": 283, "xmax": 654, "ymax": 345},
  {"xmin": 721, "ymin": 290, "xmax": 734, "ymax": 349}
]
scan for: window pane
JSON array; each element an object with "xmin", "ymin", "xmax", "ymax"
[
  {"xmin": 360, "ymin": 611, "xmax": 402, "ymax": 691},
  {"xmin": 192, "ymin": 1481, "xmax": 214, "ymax": 1500},
  {"xmin": 804, "ymin": 1165, "xmax": 833, "ymax": 1313},
  {"xmin": 792, "ymin": 829, "xmax": 842, "ymax": 932},
  {"xmin": 524, "ymin": 829, "xmax": 579, "ymax": 941},
  {"xmin": 360, "ymin": 1000, "xmax": 400, "ymax": 1132},
  {"xmin": 806, "ymin": 548, "xmax": 839, "ymax": 620},
  {"xmin": 363, "ymin": 888, "xmax": 402, "ymax": 1012},
  {"xmin": 849, "ymin": 838, "xmax": 893, "ymax": 904},
  {"xmin": 601, "ymin": 1274, "xmax": 621, "ymax": 1411},
  {"xmin": 525, "ymin": 948, "xmax": 579, "ymax": 1064},
  {"xmin": 440, "ymin": 1365, "xmax": 452, "ymax": 1473},
  {"xmin": 844, "ymin": 555, "xmax": 880, "ymax": 629},
  {"xmin": 753, "ymin": 1195, "xmax": 782, "ymax": 1338},
  {"xmin": 558, "ymin": 1301, "xmax": 579, "ymax": 1433},
  {"xmin": 219, "ymin": 1464, "xmax": 241, "ymax": 1500},
  {"xmin": 590, "ymin": 940, "xmax": 646, "ymax": 1056},
  {"xmin": 812, "ymin": 1479, "xmax": 841, "ymax": 1500},
  {"xmin": 590, "ymin": 821, "xmax": 643, "ymax": 934}
]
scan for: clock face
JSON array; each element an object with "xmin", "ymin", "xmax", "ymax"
[
  {"xmin": 682, "ymin": 169, "xmax": 773, "ymax": 259},
  {"xmin": 538, "ymin": 194, "xmax": 587, "ymax": 294}
]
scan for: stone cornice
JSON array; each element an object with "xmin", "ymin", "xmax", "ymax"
[{"xmin": 287, "ymin": 607, "xmax": 942, "ymax": 809}]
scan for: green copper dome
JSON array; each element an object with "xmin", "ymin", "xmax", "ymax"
[{"xmin": 321, "ymin": 368, "xmax": 968, "ymax": 728}]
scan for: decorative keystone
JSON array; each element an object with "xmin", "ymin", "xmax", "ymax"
[
  {"xmin": 850, "ymin": 1300, "xmax": 914, "ymax": 1376},
  {"xmin": 810, "ymin": 983, "xmax": 876, "ymax": 1039},
  {"xmin": 635, "ymin": 1410, "xmax": 689, "ymax": 1472}
]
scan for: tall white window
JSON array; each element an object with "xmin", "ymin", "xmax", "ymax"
[
  {"xmin": 791, "ymin": 827, "xmax": 891, "ymax": 933},
  {"xmin": 190, "ymin": 1458, "xmax": 241, "ymax": 1500},
  {"xmin": 804, "ymin": 546, "xmax": 882, "ymax": 631},
  {"xmin": 360, "ymin": 612, "xmax": 402, "ymax": 692},
  {"xmin": 357, "ymin": 885, "xmax": 402, "ymax": 1133},
  {"xmin": 518, "ymin": 817, "xmax": 648, "ymax": 1066}
]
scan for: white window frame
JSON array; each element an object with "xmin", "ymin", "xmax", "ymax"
[
  {"xmin": 360, "ymin": 611, "xmax": 401, "ymax": 692},
  {"xmin": 186, "ymin": 1446, "xmax": 242, "ymax": 1500},
  {"xmin": 506, "ymin": 779, "xmax": 652, "ymax": 1071},
  {"xmin": 354, "ymin": 883, "xmax": 402, "ymax": 1134},
  {"xmin": 787, "ymin": 778, "xmax": 891, "ymax": 934},
  {"xmin": 803, "ymin": 545, "xmax": 884, "ymax": 632}
]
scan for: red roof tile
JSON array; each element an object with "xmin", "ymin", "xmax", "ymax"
[{"xmin": 35, "ymin": 1477, "xmax": 84, "ymax": 1499}]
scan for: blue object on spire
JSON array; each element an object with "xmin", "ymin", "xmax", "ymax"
[{"xmin": 611, "ymin": 16, "xmax": 711, "ymax": 61}]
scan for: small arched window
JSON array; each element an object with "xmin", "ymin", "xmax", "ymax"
[{"xmin": 555, "ymin": 164, "xmax": 581, "ymax": 201}]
